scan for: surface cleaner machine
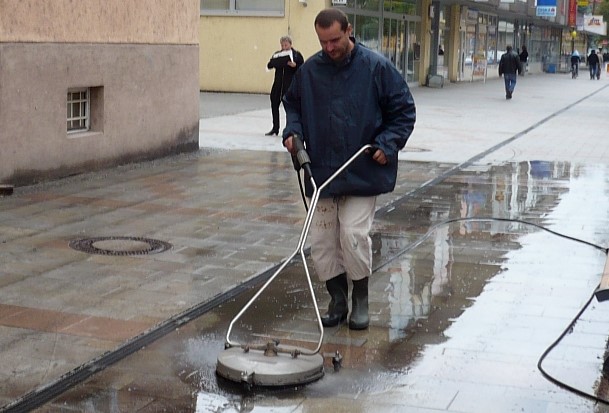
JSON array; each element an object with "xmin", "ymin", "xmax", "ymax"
[{"xmin": 216, "ymin": 137, "xmax": 372, "ymax": 387}]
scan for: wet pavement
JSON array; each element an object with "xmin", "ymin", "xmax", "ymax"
[{"xmin": 2, "ymin": 74, "xmax": 609, "ymax": 412}]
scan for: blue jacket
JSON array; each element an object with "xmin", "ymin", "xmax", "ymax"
[{"xmin": 282, "ymin": 41, "xmax": 416, "ymax": 198}]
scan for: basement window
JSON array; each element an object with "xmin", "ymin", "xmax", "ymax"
[
  {"xmin": 67, "ymin": 88, "xmax": 89, "ymax": 132},
  {"xmin": 67, "ymin": 86, "xmax": 103, "ymax": 135}
]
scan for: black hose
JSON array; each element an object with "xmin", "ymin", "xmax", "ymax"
[
  {"xmin": 297, "ymin": 171, "xmax": 308, "ymax": 212},
  {"xmin": 536, "ymin": 290, "xmax": 607, "ymax": 404}
]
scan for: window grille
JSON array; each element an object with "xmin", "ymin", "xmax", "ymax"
[{"xmin": 67, "ymin": 88, "xmax": 89, "ymax": 132}]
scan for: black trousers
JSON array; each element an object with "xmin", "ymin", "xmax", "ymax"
[{"xmin": 270, "ymin": 89, "xmax": 282, "ymax": 133}]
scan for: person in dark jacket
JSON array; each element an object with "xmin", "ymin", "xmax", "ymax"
[
  {"xmin": 519, "ymin": 45, "xmax": 528, "ymax": 75},
  {"xmin": 265, "ymin": 36, "xmax": 304, "ymax": 136},
  {"xmin": 282, "ymin": 8, "xmax": 416, "ymax": 330},
  {"xmin": 587, "ymin": 49, "xmax": 600, "ymax": 80},
  {"xmin": 498, "ymin": 45, "xmax": 523, "ymax": 99}
]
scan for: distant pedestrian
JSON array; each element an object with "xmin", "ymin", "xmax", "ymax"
[
  {"xmin": 498, "ymin": 45, "xmax": 523, "ymax": 100},
  {"xmin": 519, "ymin": 45, "xmax": 528, "ymax": 75},
  {"xmin": 597, "ymin": 49, "xmax": 604, "ymax": 79},
  {"xmin": 587, "ymin": 50, "xmax": 600, "ymax": 80},
  {"xmin": 571, "ymin": 50, "xmax": 580, "ymax": 79},
  {"xmin": 265, "ymin": 36, "xmax": 304, "ymax": 136}
]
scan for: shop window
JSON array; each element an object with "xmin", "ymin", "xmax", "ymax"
[
  {"xmin": 384, "ymin": 0, "xmax": 417, "ymax": 15},
  {"xmin": 201, "ymin": 0, "xmax": 283, "ymax": 15},
  {"xmin": 355, "ymin": 15, "xmax": 380, "ymax": 49}
]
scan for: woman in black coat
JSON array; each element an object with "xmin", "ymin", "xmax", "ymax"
[{"xmin": 265, "ymin": 36, "xmax": 304, "ymax": 136}]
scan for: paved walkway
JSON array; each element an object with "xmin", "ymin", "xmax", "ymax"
[{"xmin": 1, "ymin": 73, "xmax": 609, "ymax": 412}]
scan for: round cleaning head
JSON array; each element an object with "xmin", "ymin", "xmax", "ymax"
[{"xmin": 216, "ymin": 344, "xmax": 324, "ymax": 387}]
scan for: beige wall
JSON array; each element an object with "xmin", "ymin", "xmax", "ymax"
[
  {"xmin": 200, "ymin": 0, "xmax": 330, "ymax": 93},
  {"xmin": 0, "ymin": 0, "xmax": 199, "ymax": 44},
  {"xmin": 0, "ymin": 0, "xmax": 200, "ymax": 185}
]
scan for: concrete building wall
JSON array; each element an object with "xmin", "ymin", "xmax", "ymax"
[
  {"xmin": 0, "ymin": 0, "xmax": 200, "ymax": 186},
  {"xmin": 199, "ymin": 0, "xmax": 328, "ymax": 93},
  {"xmin": 0, "ymin": 0, "xmax": 198, "ymax": 44}
]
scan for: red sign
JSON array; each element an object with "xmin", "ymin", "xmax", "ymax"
[{"xmin": 568, "ymin": 0, "xmax": 577, "ymax": 27}]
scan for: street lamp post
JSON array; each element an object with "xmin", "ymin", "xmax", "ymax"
[{"xmin": 571, "ymin": 28, "xmax": 577, "ymax": 54}]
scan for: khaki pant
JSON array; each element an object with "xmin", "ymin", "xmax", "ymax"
[{"xmin": 309, "ymin": 196, "xmax": 376, "ymax": 282}]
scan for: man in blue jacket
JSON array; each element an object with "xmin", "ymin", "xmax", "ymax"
[{"xmin": 282, "ymin": 8, "xmax": 416, "ymax": 330}]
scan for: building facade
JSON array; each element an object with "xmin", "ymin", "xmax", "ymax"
[
  {"xmin": 0, "ymin": 0, "xmax": 200, "ymax": 186},
  {"xmin": 199, "ymin": 0, "xmax": 578, "ymax": 92}
]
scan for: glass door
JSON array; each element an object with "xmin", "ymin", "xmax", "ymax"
[
  {"xmin": 382, "ymin": 18, "xmax": 406, "ymax": 75},
  {"xmin": 381, "ymin": 18, "xmax": 418, "ymax": 83},
  {"xmin": 406, "ymin": 20, "xmax": 419, "ymax": 83}
]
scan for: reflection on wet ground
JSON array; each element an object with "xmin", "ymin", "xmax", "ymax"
[{"xmin": 33, "ymin": 160, "xmax": 609, "ymax": 412}]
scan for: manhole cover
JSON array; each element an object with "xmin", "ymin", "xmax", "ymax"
[
  {"xmin": 0, "ymin": 185, "xmax": 14, "ymax": 196},
  {"xmin": 69, "ymin": 236, "xmax": 172, "ymax": 256}
]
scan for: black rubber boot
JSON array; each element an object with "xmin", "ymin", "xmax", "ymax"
[
  {"xmin": 321, "ymin": 273, "xmax": 348, "ymax": 327},
  {"xmin": 349, "ymin": 277, "xmax": 369, "ymax": 330}
]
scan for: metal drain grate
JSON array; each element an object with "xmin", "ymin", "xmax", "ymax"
[{"xmin": 69, "ymin": 236, "xmax": 172, "ymax": 256}]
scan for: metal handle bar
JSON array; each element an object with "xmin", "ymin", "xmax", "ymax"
[{"xmin": 225, "ymin": 144, "xmax": 373, "ymax": 355}]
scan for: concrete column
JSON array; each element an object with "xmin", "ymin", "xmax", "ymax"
[
  {"xmin": 419, "ymin": 0, "xmax": 433, "ymax": 85},
  {"xmin": 447, "ymin": 4, "xmax": 462, "ymax": 82}
]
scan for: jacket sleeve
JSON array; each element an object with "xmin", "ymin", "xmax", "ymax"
[
  {"xmin": 267, "ymin": 54, "xmax": 275, "ymax": 70},
  {"xmin": 374, "ymin": 63, "xmax": 416, "ymax": 161},
  {"xmin": 294, "ymin": 51, "xmax": 305, "ymax": 68}
]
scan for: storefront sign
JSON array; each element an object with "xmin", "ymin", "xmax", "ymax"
[
  {"xmin": 536, "ymin": 6, "xmax": 557, "ymax": 16},
  {"xmin": 568, "ymin": 0, "xmax": 577, "ymax": 27},
  {"xmin": 466, "ymin": 9, "xmax": 478, "ymax": 22},
  {"xmin": 331, "ymin": 0, "xmax": 347, "ymax": 4},
  {"xmin": 537, "ymin": 0, "xmax": 557, "ymax": 11},
  {"xmin": 583, "ymin": 14, "xmax": 607, "ymax": 35}
]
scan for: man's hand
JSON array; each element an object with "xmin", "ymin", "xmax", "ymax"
[
  {"xmin": 284, "ymin": 136, "xmax": 295, "ymax": 154},
  {"xmin": 371, "ymin": 148, "xmax": 387, "ymax": 165},
  {"xmin": 287, "ymin": 61, "xmax": 296, "ymax": 68}
]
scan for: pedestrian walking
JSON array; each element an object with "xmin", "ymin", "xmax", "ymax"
[
  {"xmin": 587, "ymin": 49, "xmax": 600, "ymax": 80},
  {"xmin": 498, "ymin": 45, "xmax": 523, "ymax": 99},
  {"xmin": 519, "ymin": 45, "xmax": 528, "ymax": 75},
  {"xmin": 265, "ymin": 36, "xmax": 304, "ymax": 136},
  {"xmin": 282, "ymin": 8, "xmax": 416, "ymax": 330},
  {"xmin": 597, "ymin": 49, "xmax": 604, "ymax": 79}
]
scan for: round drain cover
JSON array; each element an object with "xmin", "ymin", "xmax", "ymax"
[
  {"xmin": 69, "ymin": 236, "xmax": 172, "ymax": 256},
  {"xmin": 0, "ymin": 185, "xmax": 14, "ymax": 196}
]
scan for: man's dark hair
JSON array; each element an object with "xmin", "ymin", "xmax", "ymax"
[
  {"xmin": 314, "ymin": 8, "xmax": 349, "ymax": 31},
  {"xmin": 506, "ymin": 45, "xmax": 513, "ymax": 52}
]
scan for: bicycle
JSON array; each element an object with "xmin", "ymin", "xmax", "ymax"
[{"xmin": 571, "ymin": 62, "xmax": 578, "ymax": 79}]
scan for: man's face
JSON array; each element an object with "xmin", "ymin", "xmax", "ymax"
[
  {"xmin": 280, "ymin": 40, "xmax": 292, "ymax": 51},
  {"xmin": 315, "ymin": 21, "xmax": 352, "ymax": 62}
]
